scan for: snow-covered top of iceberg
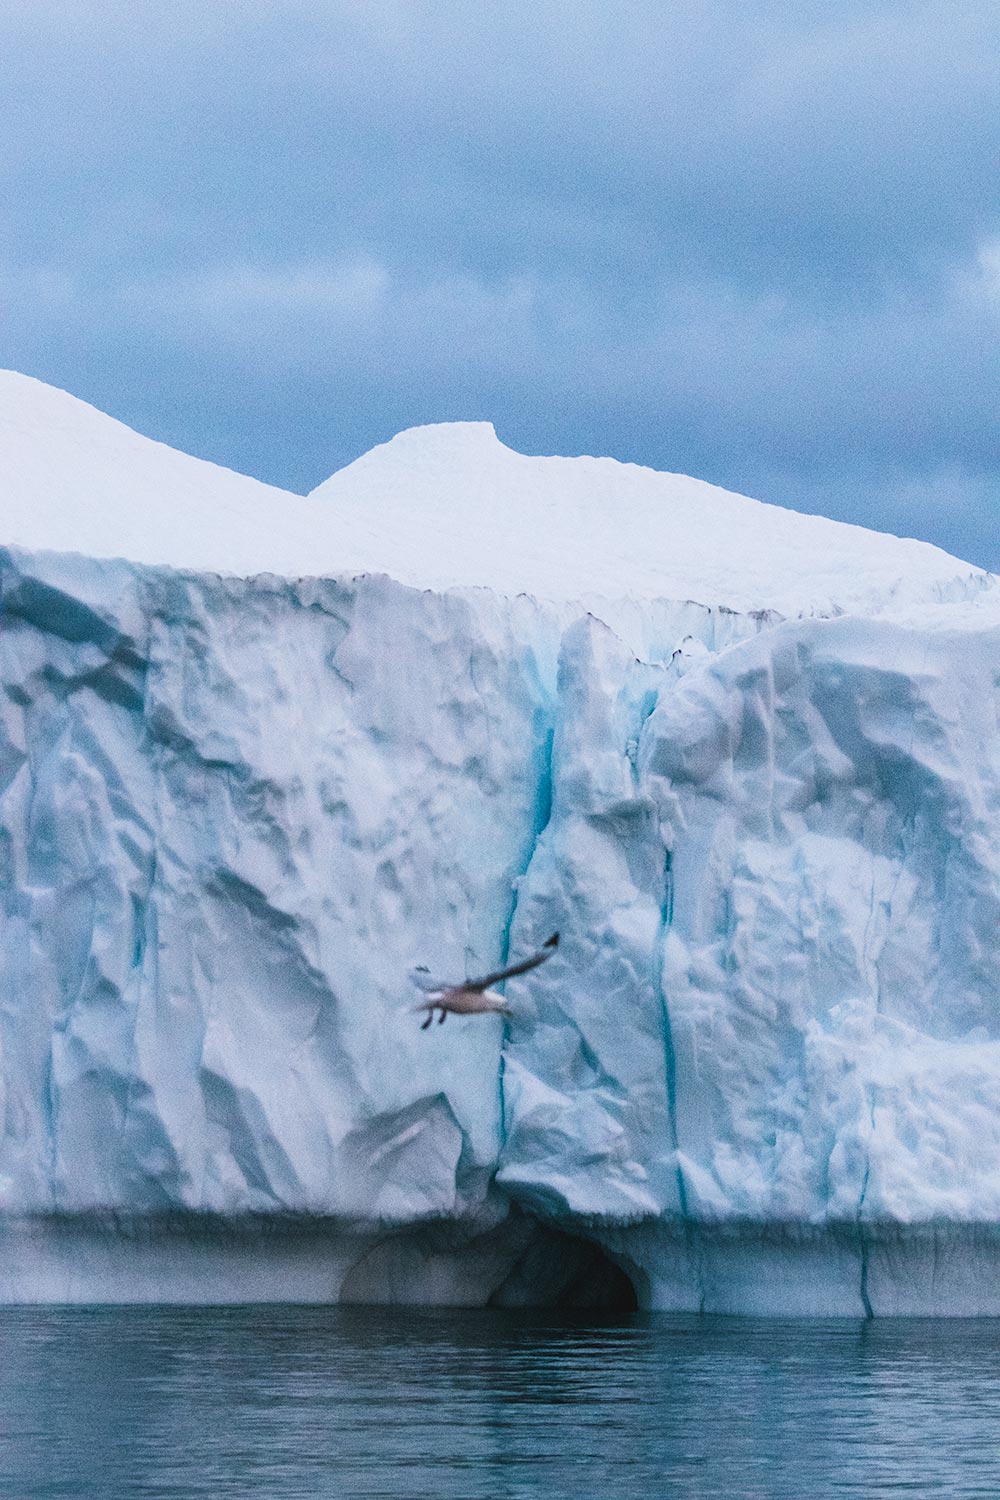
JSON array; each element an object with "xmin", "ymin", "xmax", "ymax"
[
  {"xmin": 0, "ymin": 370, "xmax": 326, "ymax": 579},
  {"xmin": 311, "ymin": 423, "xmax": 992, "ymax": 615},
  {"xmin": 1, "ymin": 369, "xmax": 992, "ymax": 616}
]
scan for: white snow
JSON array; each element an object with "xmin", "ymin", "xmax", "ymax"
[
  {"xmin": 0, "ymin": 370, "xmax": 324, "ymax": 579},
  {"xmin": 310, "ymin": 421, "xmax": 993, "ymax": 617},
  {"xmin": 1, "ymin": 369, "xmax": 991, "ymax": 616},
  {"xmin": 2, "ymin": 369, "xmax": 1000, "ymax": 1313}
]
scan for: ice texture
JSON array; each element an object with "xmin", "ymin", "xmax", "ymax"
[{"xmin": 1, "ymin": 370, "xmax": 999, "ymax": 1313}]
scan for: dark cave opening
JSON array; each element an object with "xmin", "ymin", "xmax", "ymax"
[{"xmin": 490, "ymin": 1223, "xmax": 640, "ymax": 1313}]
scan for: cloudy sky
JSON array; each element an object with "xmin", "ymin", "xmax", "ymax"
[{"xmin": 2, "ymin": 1, "xmax": 997, "ymax": 567}]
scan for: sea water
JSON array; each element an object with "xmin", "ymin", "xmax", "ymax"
[{"xmin": 2, "ymin": 1306, "xmax": 1000, "ymax": 1498}]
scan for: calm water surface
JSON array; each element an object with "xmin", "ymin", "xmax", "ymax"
[{"xmin": 2, "ymin": 1306, "xmax": 1000, "ymax": 1498}]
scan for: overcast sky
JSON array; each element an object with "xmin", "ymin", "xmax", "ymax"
[{"xmin": 2, "ymin": 1, "xmax": 997, "ymax": 568}]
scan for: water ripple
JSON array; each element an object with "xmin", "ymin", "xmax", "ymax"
[{"xmin": 2, "ymin": 1307, "xmax": 1000, "ymax": 1498}]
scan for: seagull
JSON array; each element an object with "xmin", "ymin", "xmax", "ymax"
[{"xmin": 412, "ymin": 933, "xmax": 559, "ymax": 1029}]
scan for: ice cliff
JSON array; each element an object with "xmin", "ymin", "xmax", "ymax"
[{"xmin": 1, "ymin": 369, "xmax": 999, "ymax": 1314}]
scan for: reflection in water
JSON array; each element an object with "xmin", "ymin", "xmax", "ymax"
[{"xmin": 2, "ymin": 1307, "xmax": 1000, "ymax": 1498}]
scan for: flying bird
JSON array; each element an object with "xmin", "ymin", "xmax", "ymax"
[{"xmin": 412, "ymin": 933, "xmax": 559, "ymax": 1029}]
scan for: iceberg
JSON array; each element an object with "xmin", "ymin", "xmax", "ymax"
[{"xmin": 1, "ymin": 369, "xmax": 998, "ymax": 1313}]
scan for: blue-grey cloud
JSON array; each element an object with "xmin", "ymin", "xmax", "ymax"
[{"xmin": 1, "ymin": 1, "xmax": 997, "ymax": 568}]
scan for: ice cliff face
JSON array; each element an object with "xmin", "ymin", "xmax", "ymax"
[{"xmin": 1, "ymin": 370, "xmax": 999, "ymax": 1312}]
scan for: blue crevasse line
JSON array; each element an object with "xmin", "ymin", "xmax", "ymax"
[
  {"xmin": 857, "ymin": 1093, "xmax": 876, "ymax": 1320},
  {"xmin": 654, "ymin": 848, "xmax": 688, "ymax": 1220},
  {"xmin": 532, "ymin": 725, "xmax": 555, "ymax": 839},
  {"xmin": 653, "ymin": 839, "xmax": 709, "ymax": 1310},
  {"xmin": 131, "ymin": 892, "xmax": 146, "ymax": 968},
  {"xmin": 496, "ymin": 714, "xmax": 556, "ymax": 1152},
  {"xmin": 858, "ymin": 1196, "xmax": 874, "ymax": 1318},
  {"xmin": 497, "ymin": 719, "xmax": 555, "ymax": 966},
  {"xmin": 633, "ymin": 674, "xmax": 704, "ymax": 1299}
]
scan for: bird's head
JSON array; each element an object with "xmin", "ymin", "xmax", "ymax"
[{"xmin": 408, "ymin": 963, "xmax": 443, "ymax": 994}]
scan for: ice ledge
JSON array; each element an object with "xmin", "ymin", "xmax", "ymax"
[
  {"xmin": 4, "ymin": 1214, "xmax": 1000, "ymax": 1315},
  {"xmin": 598, "ymin": 1221, "xmax": 1000, "ymax": 1317}
]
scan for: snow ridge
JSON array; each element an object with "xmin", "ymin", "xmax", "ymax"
[{"xmin": 2, "ymin": 369, "xmax": 994, "ymax": 618}]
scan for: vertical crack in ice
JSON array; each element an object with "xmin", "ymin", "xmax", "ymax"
[
  {"xmin": 496, "ymin": 716, "xmax": 555, "ymax": 1151},
  {"xmin": 855, "ymin": 802, "xmax": 911, "ymax": 1322},
  {"xmin": 654, "ymin": 844, "xmax": 704, "ymax": 1309},
  {"xmin": 857, "ymin": 1154, "xmax": 874, "ymax": 1320},
  {"xmin": 656, "ymin": 856, "xmax": 710, "ymax": 1310},
  {"xmin": 640, "ymin": 681, "xmax": 702, "ymax": 1306},
  {"xmin": 856, "ymin": 809, "xmax": 908, "ymax": 1321},
  {"xmin": 856, "ymin": 1087, "xmax": 877, "ymax": 1320},
  {"xmin": 655, "ymin": 852, "xmax": 687, "ymax": 1220}
]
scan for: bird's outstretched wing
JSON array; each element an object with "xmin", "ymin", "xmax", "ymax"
[{"xmin": 465, "ymin": 933, "xmax": 559, "ymax": 992}]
